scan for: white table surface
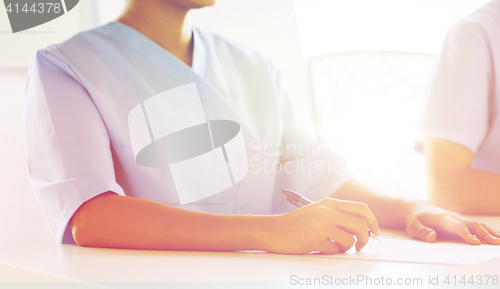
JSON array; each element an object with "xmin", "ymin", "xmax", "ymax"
[{"xmin": 1, "ymin": 216, "xmax": 499, "ymax": 288}]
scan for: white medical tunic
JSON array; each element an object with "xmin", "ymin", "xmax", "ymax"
[
  {"xmin": 25, "ymin": 21, "xmax": 352, "ymax": 244},
  {"xmin": 421, "ymin": 0, "xmax": 500, "ymax": 173}
]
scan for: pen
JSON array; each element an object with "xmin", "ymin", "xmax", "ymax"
[{"xmin": 281, "ymin": 188, "xmax": 380, "ymax": 240}]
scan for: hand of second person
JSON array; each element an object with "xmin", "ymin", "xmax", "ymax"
[
  {"xmin": 264, "ymin": 198, "xmax": 380, "ymax": 255},
  {"xmin": 405, "ymin": 201, "xmax": 500, "ymax": 245}
]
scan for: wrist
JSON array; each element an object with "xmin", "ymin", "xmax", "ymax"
[
  {"xmin": 389, "ymin": 198, "xmax": 421, "ymax": 229},
  {"xmin": 398, "ymin": 198, "xmax": 431, "ymax": 226},
  {"xmin": 242, "ymin": 214, "xmax": 277, "ymax": 252}
]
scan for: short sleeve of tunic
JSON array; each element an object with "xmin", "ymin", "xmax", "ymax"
[
  {"xmin": 421, "ymin": 18, "xmax": 493, "ymax": 153},
  {"xmin": 24, "ymin": 47, "xmax": 126, "ymax": 244}
]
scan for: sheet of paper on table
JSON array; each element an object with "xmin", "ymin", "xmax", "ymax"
[
  {"xmin": 247, "ymin": 239, "xmax": 500, "ymax": 265},
  {"xmin": 322, "ymin": 239, "xmax": 500, "ymax": 265}
]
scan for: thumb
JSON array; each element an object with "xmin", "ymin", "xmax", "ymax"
[{"xmin": 407, "ymin": 218, "xmax": 437, "ymax": 243}]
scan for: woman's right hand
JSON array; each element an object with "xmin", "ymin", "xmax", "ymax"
[{"xmin": 263, "ymin": 198, "xmax": 380, "ymax": 255}]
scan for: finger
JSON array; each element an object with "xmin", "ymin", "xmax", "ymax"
[
  {"xmin": 327, "ymin": 199, "xmax": 380, "ymax": 236},
  {"xmin": 465, "ymin": 222, "xmax": 500, "ymax": 245},
  {"xmin": 435, "ymin": 216, "xmax": 481, "ymax": 245},
  {"xmin": 327, "ymin": 227, "xmax": 356, "ymax": 253},
  {"xmin": 335, "ymin": 212, "xmax": 370, "ymax": 251},
  {"xmin": 452, "ymin": 216, "xmax": 500, "ymax": 241},
  {"xmin": 482, "ymin": 224, "xmax": 500, "ymax": 239},
  {"xmin": 317, "ymin": 239, "xmax": 340, "ymax": 255},
  {"xmin": 406, "ymin": 217, "xmax": 436, "ymax": 243}
]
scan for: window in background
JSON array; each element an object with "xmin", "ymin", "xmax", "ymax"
[
  {"xmin": 294, "ymin": 0, "xmax": 490, "ymax": 56},
  {"xmin": 295, "ymin": 0, "xmax": 488, "ymax": 199},
  {"xmin": 311, "ymin": 51, "xmax": 434, "ymax": 199}
]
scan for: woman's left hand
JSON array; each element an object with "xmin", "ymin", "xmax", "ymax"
[{"xmin": 405, "ymin": 201, "xmax": 500, "ymax": 245}]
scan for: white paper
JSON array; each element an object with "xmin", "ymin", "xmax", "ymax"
[
  {"xmin": 323, "ymin": 239, "xmax": 500, "ymax": 265},
  {"xmin": 247, "ymin": 239, "xmax": 500, "ymax": 265}
]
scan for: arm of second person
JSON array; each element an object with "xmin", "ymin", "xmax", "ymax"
[
  {"xmin": 425, "ymin": 136, "xmax": 500, "ymax": 214},
  {"xmin": 332, "ymin": 180, "xmax": 500, "ymax": 245}
]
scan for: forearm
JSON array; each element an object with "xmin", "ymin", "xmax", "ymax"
[
  {"xmin": 329, "ymin": 181, "xmax": 500, "ymax": 246},
  {"xmin": 425, "ymin": 136, "xmax": 500, "ymax": 214},
  {"xmin": 331, "ymin": 180, "xmax": 413, "ymax": 230},
  {"xmin": 70, "ymin": 192, "xmax": 271, "ymax": 251},
  {"xmin": 430, "ymin": 168, "xmax": 500, "ymax": 214}
]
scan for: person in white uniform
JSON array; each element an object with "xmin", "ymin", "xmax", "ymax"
[
  {"xmin": 422, "ymin": 0, "xmax": 500, "ymax": 215},
  {"xmin": 25, "ymin": 0, "xmax": 500, "ymax": 253}
]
